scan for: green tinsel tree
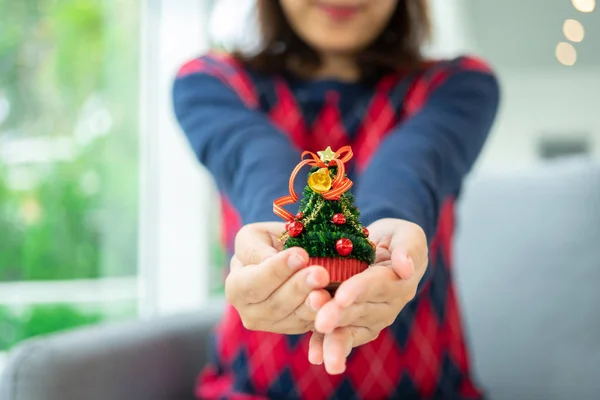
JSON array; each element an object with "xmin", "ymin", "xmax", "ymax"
[
  {"xmin": 284, "ymin": 178, "xmax": 375, "ymax": 264},
  {"xmin": 276, "ymin": 146, "xmax": 376, "ymax": 288}
]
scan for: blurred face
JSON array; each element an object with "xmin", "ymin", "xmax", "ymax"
[{"xmin": 279, "ymin": 0, "xmax": 399, "ymax": 56}]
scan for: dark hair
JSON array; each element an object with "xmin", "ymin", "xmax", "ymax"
[{"xmin": 235, "ymin": 0, "xmax": 431, "ymax": 80}]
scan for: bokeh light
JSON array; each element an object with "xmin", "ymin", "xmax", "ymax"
[
  {"xmin": 572, "ymin": 0, "xmax": 596, "ymax": 13},
  {"xmin": 556, "ymin": 42, "xmax": 577, "ymax": 66},
  {"xmin": 563, "ymin": 19, "xmax": 585, "ymax": 42}
]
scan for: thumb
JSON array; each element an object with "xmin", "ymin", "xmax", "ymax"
[
  {"xmin": 389, "ymin": 222, "xmax": 426, "ymax": 280},
  {"xmin": 390, "ymin": 250, "xmax": 415, "ymax": 280},
  {"xmin": 235, "ymin": 223, "xmax": 283, "ymax": 265}
]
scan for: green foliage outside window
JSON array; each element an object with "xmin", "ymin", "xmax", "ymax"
[
  {"xmin": 0, "ymin": 0, "xmax": 140, "ymax": 348},
  {"xmin": 0, "ymin": 0, "xmax": 139, "ymax": 280}
]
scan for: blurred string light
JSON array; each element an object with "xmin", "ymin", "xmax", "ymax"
[
  {"xmin": 572, "ymin": 0, "xmax": 596, "ymax": 12},
  {"xmin": 556, "ymin": 42, "xmax": 577, "ymax": 66},
  {"xmin": 563, "ymin": 19, "xmax": 585, "ymax": 42}
]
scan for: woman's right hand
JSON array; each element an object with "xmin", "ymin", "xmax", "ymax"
[{"xmin": 226, "ymin": 222, "xmax": 332, "ymax": 335}]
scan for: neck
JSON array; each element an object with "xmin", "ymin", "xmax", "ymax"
[
  {"xmin": 289, "ymin": 53, "xmax": 360, "ymax": 82},
  {"xmin": 314, "ymin": 53, "xmax": 360, "ymax": 82}
]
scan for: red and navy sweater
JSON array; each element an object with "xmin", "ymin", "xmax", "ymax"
[{"xmin": 173, "ymin": 52, "xmax": 500, "ymax": 400}]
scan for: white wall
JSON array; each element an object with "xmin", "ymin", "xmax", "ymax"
[
  {"xmin": 476, "ymin": 67, "xmax": 600, "ymax": 174},
  {"xmin": 427, "ymin": 0, "xmax": 474, "ymax": 58}
]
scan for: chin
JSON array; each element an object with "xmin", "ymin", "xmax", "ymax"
[
  {"xmin": 318, "ymin": 45, "xmax": 359, "ymax": 55},
  {"xmin": 310, "ymin": 38, "xmax": 366, "ymax": 56}
]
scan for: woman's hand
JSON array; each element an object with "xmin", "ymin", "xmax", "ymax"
[
  {"xmin": 226, "ymin": 222, "xmax": 332, "ymax": 335},
  {"xmin": 309, "ymin": 218, "xmax": 429, "ymax": 374}
]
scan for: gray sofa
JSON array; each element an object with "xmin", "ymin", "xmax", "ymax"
[{"xmin": 2, "ymin": 159, "xmax": 600, "ymax": 400}]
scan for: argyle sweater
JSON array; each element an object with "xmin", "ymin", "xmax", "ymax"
[{"xmin": 173, "ymin": 52, "xmax": 500, "ymax": 400}]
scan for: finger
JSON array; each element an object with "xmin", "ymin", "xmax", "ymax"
[
  {"xmin": 348, "ymin": 325, "xmax": 379, "ymax": 347},
  {"xmin": 261, "ymin": 291, "xmax": 331, "ymax": 335},
  {"xmin": 290, "ymin": 295, "xmax": 326, "ymax": 325},
  {"xmin": 230, "ymin": 255, "xmax": 244, "ymax": 271},
  {"xmin": 316, "ymin": 301, "xmax": 391, "ymax": 333},
  {"xmin": 235, "ymin": 223, "xmax": 286, "ymax": 265},
  {"xmin": 372, "ymin": 235, "xmax": 391, "ymax": 249},
  {"xmin": 388, "ymin": 222, "xmax": 427, "ymax": 279},
  {"xmin": 314, "ymin": 300, "xmax": 343, "ymax": 333},
  {"xmin": 287, "ymin": 289, "xmax": 332, "ymax": 331},
  {"xmin": 227, "ymin": 248, "xmax": 309, "ymax": 304},
  {"xmin": 306, "ymin": 289, "xmax": 332, "ymax": 312},
  {"xmin": 261, "ymin": 267, "xmax": 329, "ymax": 322},
  {"xmin": 373, "ymin": 246, "xmax": 392, "ymax": 265},
  {"xmin": 334, "ymin": 265, "xmax": 400, "ymax": 307},
  {"xmin": 390, "ymin": 251, "xmax": 415, "ymax": 280},
  {"xmin": 308, "ymin": 331, "xmax": 324, "ymax": 365},
  {"xmin": 266, "ymin": 318, "xmax": 313, "ymax": 335},
  {"xmin": 323, "ymin": 327, "xmax": 353, "ymax": 375}
]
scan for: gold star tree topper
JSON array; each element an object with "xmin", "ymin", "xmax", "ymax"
[{"xmin": 317, "ymin": 146, "xmax": 337, "ymax": 163}]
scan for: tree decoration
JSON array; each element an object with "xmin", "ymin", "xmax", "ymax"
[
  {"xmin": 273, "ymin": 146, "xmax": 375, "ymax": 291},
  {"xmin": 332, "ymin": 213, "xmax": 346, "ymax": 225},
  {"xmin": 335, "ymin": 238, "xmax": 353, "ymax": 256},
  {"xmin": 307, "ymin": 168, "xmax": 332, "ymax": 193},
  {"xmin": 286, "ymin": 221, "xmax": 304, "ymax": 237}
]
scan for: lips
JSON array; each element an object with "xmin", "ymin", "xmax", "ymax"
[{"xmin": 318, "ymin": 3, "xmax": 362, "ymax": 20}]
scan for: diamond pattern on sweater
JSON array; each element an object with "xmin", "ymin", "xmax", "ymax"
[
  {"xmin": 347, "ymin": 329, "xmax": 403, "ymax": 399},
  {"xmin": 403, "ymin": 299, "xmax": 443, "ymax": 397},
  {"xmin": 330, "ymin": 377, "xmax": 359, "ymax": 400},
  {"xmin": 285, "ymin": 333, "xmax": 305, "ymax": 352},
  {"xmin": 388, "ymin": 297, "xmax": 419, "ymax": 350},
  {"xmin": 247, "ymin": 331, "xmax": 288, "ymax": 394},
  {"xmin": 433, "ymin": 352, "xmax": 463, "ymax": 399},
  {"xmin": 289, "ymin": 334, "xmax": 341, "ymax": 399},
  {"xmin": 429, "ymin": 245, "xmax": 451, "ymax": 323},
  {"xmin": 231, "ymin": 347, "xmax": 255, "ymax": 395},
  {"xmin": 389, "ymin": 372, "xmax": 422, "ymax": 400},
  {"xmin": 268, "ymin": 367, "xmax": 301, "ymax": 400}
]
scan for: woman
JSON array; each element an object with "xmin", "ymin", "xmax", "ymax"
[{"xmin": 173, "ymin": 1, "xmax": 499, "ymax": 398}]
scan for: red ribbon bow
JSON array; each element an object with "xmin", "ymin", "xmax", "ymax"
[{"xmin": 273, "ymin": 146, "xmax": 354, "ymax": 222}]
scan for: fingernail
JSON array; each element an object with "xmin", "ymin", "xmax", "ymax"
[
  {"xmin": 401, "ymin": 255, "xmax": 415, "ymax": 279},
  {"xmin": 288, "ymin": 254, "xmax": 305, "ymax": 269}
]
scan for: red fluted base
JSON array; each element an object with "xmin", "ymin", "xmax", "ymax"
[{"xmin": 308, "ymin": 257, "xmax": 368, "ymax": 292}]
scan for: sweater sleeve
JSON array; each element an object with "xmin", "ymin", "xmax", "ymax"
[
  {"xmin": 355, "ymin": 59, "xmax": 500, "ymax": 243},
  {"xmin": 172, "ymin": 57, "xmax": 301, "ymax": 224}
]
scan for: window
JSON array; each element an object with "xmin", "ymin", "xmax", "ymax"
[
  {"xmin": 0, "ymin": 0, "xmax": 141, "ymax": 354},
  {"xmin": 0, "ymin": 0, "xmax": 252, "ymax": 370}
]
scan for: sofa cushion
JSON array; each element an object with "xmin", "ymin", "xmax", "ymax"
[{"xmin": 454, "ymin": 158, "xmax": 600, "ymax": 400}]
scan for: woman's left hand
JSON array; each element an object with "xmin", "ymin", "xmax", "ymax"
[{"xmin": 308, "ymin": 218, "xmax": 429, "ymax": 375}]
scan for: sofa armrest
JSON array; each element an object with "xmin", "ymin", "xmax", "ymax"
[{"xmin": 0, "ymin": 299, "xmax": 225, "ymax": 400}]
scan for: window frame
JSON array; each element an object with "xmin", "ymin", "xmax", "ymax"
[{"xmin": 137, "ymin": 0, "xmax": 217, "ymax": 318}]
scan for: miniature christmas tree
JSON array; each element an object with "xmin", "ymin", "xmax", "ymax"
[{"xmin": 274, "ymin": 146, "xmax": 375, "ymax": 291}]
